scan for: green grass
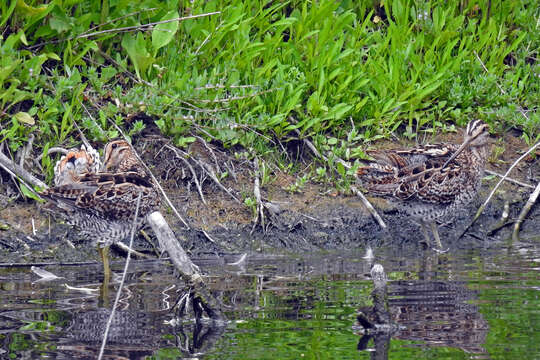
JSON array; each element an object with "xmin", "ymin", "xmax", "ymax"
[{"xmin": 0, "ymin": 0, "xmax": 539, "ymax": 185}]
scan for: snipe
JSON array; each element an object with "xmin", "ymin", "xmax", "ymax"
[
  {"xmin": 53, "ymin": 144, "xmax": 101, "ymax": 186},
  {"xmin": 356, "ymin": 120, "xmax": 490, "ymax": 250},
  {"xmin": 41, "ymin": 140, "xmax": 160, "ymax": 277}
]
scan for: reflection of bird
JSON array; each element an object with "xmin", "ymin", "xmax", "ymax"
[
  {"xmin": 357, "ymin": 120, "xmax": 490, "ymax": 250},
  {"xmin": 42, "ymin": 140, "xmax": 160, "ymax": 278},
  {"xmin": 53, "ymin": 145, "xmax": 101, "ymax": 186}
]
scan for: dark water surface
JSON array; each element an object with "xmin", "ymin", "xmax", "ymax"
[{"xmin": 0, "ymin": 238, "xmax": 538, "ymax": 359}]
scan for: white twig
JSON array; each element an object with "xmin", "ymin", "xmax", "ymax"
[
  {"xmin": 351, "ymin": 186, "xmax": 387, "ymax": 229},
  {"xmin": 474, "ymin": 140, "xmax": 540, "ymax": 221},
  {"xmin": 485, "ymin": 169, "xmax": 534, "ymax": 189},
  {"xmin": 98, "ymin": 192, "xmax": 141, "ymax": 360}
]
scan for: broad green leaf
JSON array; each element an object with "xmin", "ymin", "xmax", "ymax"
[
  {"xmin": 13, "ymin": 112, "xmax": 34, "ymax": 125},
  {"xmin": 122, "ymin": 33, "xmax": 154, "ymax": 79},
  {"xmin": 19, "ymin": 183, "xmax": 41, "ymax": 202},
  {"xmin": 152, "ymin": 10, "xmax": 179, "ymax": 54},
  {"xmin": 15, "ymin": 0, "xmax": 47, "ymax": 17}
]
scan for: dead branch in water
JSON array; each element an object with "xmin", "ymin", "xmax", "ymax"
[{"xmin": 147, "ymin": 211, "xmax": 225, "ymax": 320}]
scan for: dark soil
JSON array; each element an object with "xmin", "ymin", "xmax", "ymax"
[{"xmin": 0, "ymin": 131, "xmax": 538, "ymax": 264}]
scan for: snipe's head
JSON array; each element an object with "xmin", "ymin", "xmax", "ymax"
[
  {"xmin": 102, "ymin": 139, "xmax": 143, "ymax": 174},
  {"xmin": 54, "ymin": 145, "xmax": 101, "ymax": 186},
  {"xmin": 443, "ymin": 120, "xmax": 490, "ymax": 168}
]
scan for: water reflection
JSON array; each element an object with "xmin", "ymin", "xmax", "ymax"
[{"xmin": 0, "ymin": 241, "xmax": 538, "ymax": 359}]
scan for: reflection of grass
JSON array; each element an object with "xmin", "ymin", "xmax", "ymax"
[
  {"xmin": 2, "ymin": 0, "xmax": 538, "ymax": 188},
  {"xmin": 477, "ymin": 286, "xmax": 540, "ymax": 359}
]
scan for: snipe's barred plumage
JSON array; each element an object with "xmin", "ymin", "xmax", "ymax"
[
  {"xmin": 42, "ymin": 140, "xmax": 160, "ymax": 247},
  {"xmin": 356, "ymin": 120, "xmax": 490, "ymax": 249}
]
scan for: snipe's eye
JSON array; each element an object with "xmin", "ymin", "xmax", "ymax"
[{"xmin": 111, "ymin": 143, "xmax": 118, "ymax": 149}]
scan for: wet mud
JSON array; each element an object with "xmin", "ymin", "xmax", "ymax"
[{"xmin": 0, "ymin": 132, "xmax": 538, "ymax": 264}]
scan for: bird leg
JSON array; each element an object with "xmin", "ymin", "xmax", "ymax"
[
  {"xmin": 429, "ymin": 221, "xmax": 449, "ymax": 253},
  {"xmin": 98, "ymin": 245, "xmax": 111, "ymax": 282},
  {"xmin": 429, "ymin": 221, "xmax": 443, "ymax": 249},
  {"xmin": 420, "ymin": 220, "xmax": 432, "ymax": 246}
]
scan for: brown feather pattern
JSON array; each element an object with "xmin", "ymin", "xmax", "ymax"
[{"xmin": 357, "ymin": 120, "xmax": 490, "ymax": 223}]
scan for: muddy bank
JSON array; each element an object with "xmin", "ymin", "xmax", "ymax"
[{"xmin": 0, "ymin": 132, "xmax": 538, "ymax": 264}]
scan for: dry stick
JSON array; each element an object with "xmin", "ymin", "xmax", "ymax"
[
  {"xmin": 194, "ymin": 136, "xmax": 222, "ymax": 172},
  {"xmin": 114, "ymin": 242, "xmax": 153, "ymax": 259},
  {"xmin": 459, "ymin": 140, "xmax": 540, "ymax": 239},
  {"xmin": 165, "ymin": 144, "xmax": 207, "ymax": 205},
  {"xmin": 147, "ymin": 211, "xmax": 225, "ymax": 320},
  {"xmin": 19, "ymin": 134, "xmax": 35, "ymax": 168},
  {"xmin": 190, "ymin": 154, "xmax": 241, "ymax": 204},
  {"xmin": 0, "ymin": 150, "xmax": 47, "ymax": 189},
  {"xmin": 98, "ymin": 193, "xmax": 141, "ymax": 360},
  {"xmin": 487, "ymin": 200, "xmax": 511, "ymax": 235},
  {"xmin": 512, "ymin": 180, "xmax": 540, "ymax": 241},
  {"xmin": 485, "ymin": 169, "xmax": 534, "ymax": 189},
  {"xmin": 292, "ymin": 128, "xmax": 387, "ymax": 229},
  {"xmin": 251, "ymin": 158, "xmax": 265, "ymax": 235},
  {"xmin": 81, "ymin": 8, "xmax": 159, "ymax": 36},
  {"xmin": 35, "ymin": 147, "xmax": 69, "ymax": 163}
]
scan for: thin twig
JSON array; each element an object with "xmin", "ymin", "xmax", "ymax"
[
  {"xmin": 474, "ymin": 50, "xmax": 529, "ymax": 121},
  {"xmin": 98, "ymin": 192, "xmax": 141, "ymax": 360},
  {"xmin": 165, "ymin": 144, "xmax": 207, "ymax": 205},
  {"xmin": 35, "ymin": 147, "xmax": 69, "ymax": 163},
  {"xmin": 291, "ymin": 126, "xmax": 386, "ymax": 229},
  {"xmin": 0, "ymin": 150, "xmax": 47, "ymax": 189},
  {"xmin": 485, "ymin": 169, "xmax": 534, "ymax": 189},
  {"xmin": 19, "ymin": 134, "xmax": 34, "ymax": 168},
  {"xmin": 197, "ymin": 88, "xmax": 279, "ymax": 103},
  {"xmin": 114, "ymin": 242, "xmax": 153, "ymax": 259},
  {"xmin": 251, "ymin": 157, "xmax": 265, "ymax": 235},
  {"xmin": 474, "ymin": 140, "xmax": 540, "ymax": 222},
  {"xmin": 81, "ymin": 8, "xmax": 159, "ymax": 36},
  {"xmin": 512, "ymin": 180, "xmax": 540, "ymax": 241},
  {"xmin": 28, "ymin": 12, "xmax": 220, "ymax": 49}
]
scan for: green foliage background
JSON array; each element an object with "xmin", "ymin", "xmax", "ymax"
[{"xmin": 0, "ymin": 0, "xmax": 538, "ymax": 181}]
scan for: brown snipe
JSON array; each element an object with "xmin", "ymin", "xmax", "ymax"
[
  {"xmin": 41, "ymin": 140, "xmax": 160, "ymax": 276},
  {"xmin": 356, "ymin": 120, "xmax": 490, "ymax": 250}
]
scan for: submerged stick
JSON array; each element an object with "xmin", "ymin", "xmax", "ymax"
[
  {"xmin": 485, "ymin": 169, "xmax": 534, "ymax": 189},
  {"xmin": 512, "ymin": 180, "xmax": 540, "ymax": 241}
]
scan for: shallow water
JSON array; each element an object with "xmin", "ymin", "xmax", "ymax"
[{"xmin": 0, "ymin": 238, "xmax": 538, "ymax": 359}]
